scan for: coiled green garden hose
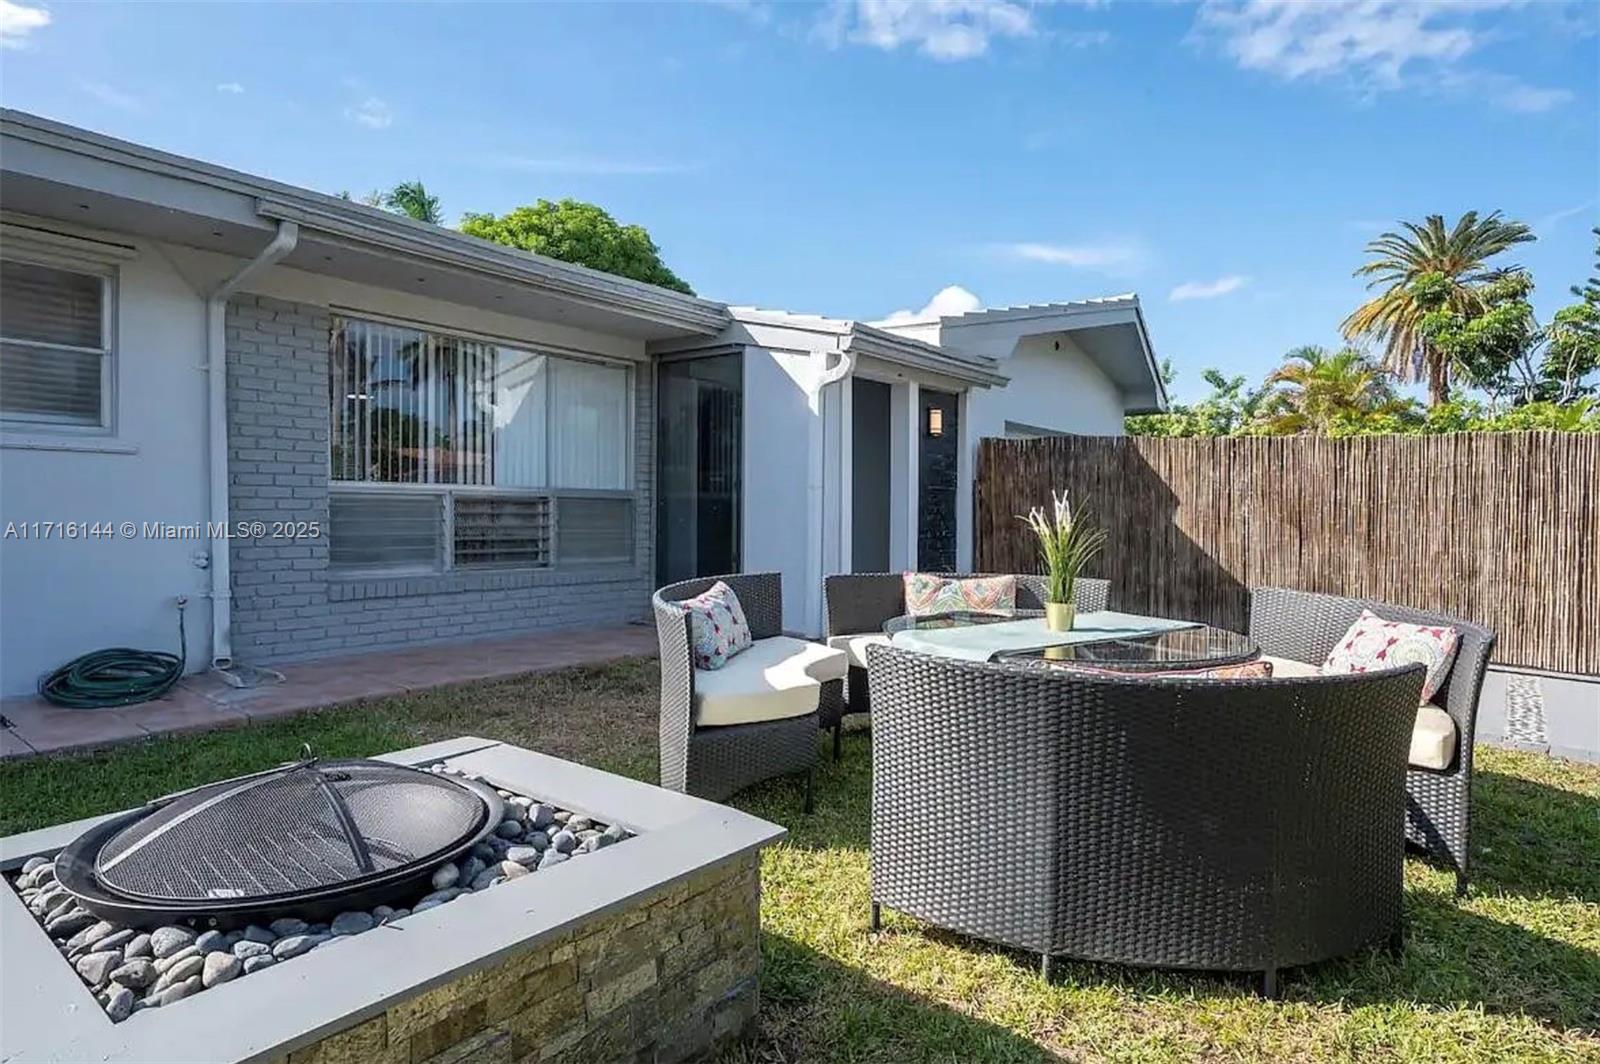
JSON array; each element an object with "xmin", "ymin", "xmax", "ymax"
[{"xmin": 38, "ymin": 598, "xmax": 188, "ymax": 708}]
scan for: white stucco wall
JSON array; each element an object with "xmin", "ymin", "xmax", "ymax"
[
  {"xmin": 0, "ymin": 234, "xmax": 214, "ymax": 696},
  {"xmin": 739, "ymin": 345, "xmax": 819, "ymax": 633},
  {"xmin": 966, "ymin": 334, "xmax": 1126, "ymax": 443}
]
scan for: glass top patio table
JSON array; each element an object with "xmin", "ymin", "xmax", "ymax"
[
  {"xmin": 995, "ymin": 623, "xmax": 1260, "ymax": 672},
  {"xmin": 883, "ymin": 610, "xmax": 1229, "ymax": 665}
]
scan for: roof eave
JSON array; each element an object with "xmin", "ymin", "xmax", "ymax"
[
  {"xmin": 0, "ymin": 109, "xmax": 728, "ymax": 337},
  {"xmin": 845, "ymin": 325, "xmax": 1009, "ymax": 388},
  {"xmin": 254, "ymin": 198, "xmax": 727, "ymax": 336}
]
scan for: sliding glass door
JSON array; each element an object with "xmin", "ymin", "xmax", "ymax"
[{"xmin": 656, "ymin": 354, "xmax": 742, "ymax": 585}]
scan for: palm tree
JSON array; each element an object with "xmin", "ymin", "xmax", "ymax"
[
  {"xmin": 383, "ymin": 181, "xmax": 443, "ymax": 225},
  {"xmin": 1342, "ymin": 211, "xmax": 1534, "ymax": 406},
  {"xmin": 1256, "ymin": 346, "xmax": 1411, "ymax": 434}
]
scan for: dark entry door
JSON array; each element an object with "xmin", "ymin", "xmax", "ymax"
[
  {"xmin": 852, "ymin": 379, "xmax": 892, "ymax": 572},
  {"xmin": 657, "ymin": 355, "xmax": 742, "ymax": 585},
  {"xmin": 918, "ymin": 388, "xmax": 959, "ymax": 571}
]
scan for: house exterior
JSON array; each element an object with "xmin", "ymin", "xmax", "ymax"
[{"xmin": 0, "ymin": 110, "xmax": 1165, "ymax": 696}]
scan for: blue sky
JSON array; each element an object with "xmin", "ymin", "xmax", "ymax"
[{"xmin": 1, "ymin": 0, "xmax": 1595, "ymax": 402}]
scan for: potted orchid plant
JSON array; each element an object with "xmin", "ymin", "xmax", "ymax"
[{"xmin": 1020, "ymin": 490, "xmax": 1107, "ymax": 631}]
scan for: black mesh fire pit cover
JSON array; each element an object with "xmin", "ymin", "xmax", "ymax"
[{"xmin": 54, "ymin": 758, "xmax": 503, "ymax": 929}]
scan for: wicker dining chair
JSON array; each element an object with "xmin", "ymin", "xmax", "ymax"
[
  {"xmin": 1247, "ymin": 587, "xmax": 1495, "ymax": 896},
  {"xmin": 652, "ymin": 572, "xmax": 837, "ymax": 811},
  {"xmin": 820, "ymin": 573, "xmax": 1110, "ymax": 758},
  {"xmin": 868, "ymin": 643, "xmax": 1424, "ymax": 996}
]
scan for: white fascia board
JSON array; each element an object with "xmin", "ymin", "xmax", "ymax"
[{"xmin": 845, "ymin": 325, "xmax": 1008, "ymax": 388}]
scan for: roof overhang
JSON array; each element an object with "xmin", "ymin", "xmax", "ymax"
[
  {"xmin": 705, "ymin": 307, "xmax": 1008, "ymax": 388},
  {"xmin": 844, "ymin": 322, "xmax": 1008, "ymax": 388},
  {"xmin": 0, "ymin": 110, "xmax": 728, "ymax": 342},
  {"xmin": 889, "ymin": 297, "xmax": 1169, "ymax": 413}
]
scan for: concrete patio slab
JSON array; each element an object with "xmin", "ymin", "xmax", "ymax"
[{"xmin": 0, "ymin": 622, "xmax": 657, "ymax": 760}]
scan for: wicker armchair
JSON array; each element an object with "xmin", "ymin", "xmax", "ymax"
[
  {"xmin": 652, "ymin": 572, "xmax": 839, "ymax": 810},
  {"xmin": 821, "ymin": 573, "xmax": 1110, "ymax": 756},
  {"xmin": 1248, "ymin": 587, "xmax": 1495, "ymax": 896},
  {"xmin": 867, "ymin": 644, "xmax": 1425, "ymax": 996}
]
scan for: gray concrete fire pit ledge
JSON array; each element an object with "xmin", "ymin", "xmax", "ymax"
[{"xmin": 0, "ymin": 737, "xmax": 788, "ymax": 1064}]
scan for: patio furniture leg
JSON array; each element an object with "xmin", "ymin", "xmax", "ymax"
[
  {"xmin": 1040, "ymin": 954, "xmax": 1054, "ymax": 982},
  {"xmin": 1386, "ymin": 928, "xmax": 1404, "ymax": 958},
  {"xmin": 1260, "ymin": 968, "xmax": 1279, "ymax": 999},
  {"xmin": 1455, "ymin": 871, "xmax": 1468, "ymax": 898},
  {"xmin": 833, "ymin": 721, "xmax": 842, "ymax": 761},
  {"xmin": 869, "ymin": 901, "xmax": 881, "ymax": 931},
  {"xmin": 804, "ymin": 768, "xmax": 815, "ymax": 814}
]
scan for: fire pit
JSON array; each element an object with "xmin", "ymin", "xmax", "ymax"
[
  {"xmin": 53, "ymin": 757, "xmax": 506, "ymax": 929},
  {"xmin": 1, "ymin": 737, "xmax": 786, "ymax": 1064}
]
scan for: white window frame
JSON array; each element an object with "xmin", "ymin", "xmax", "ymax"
[
  {"xmin": 0, "ymin": 251, "xmax": 119, "ymax": 436},
  {"xmin": 326, "ymin": 310, "xmax": 638, "ymax": 576}
]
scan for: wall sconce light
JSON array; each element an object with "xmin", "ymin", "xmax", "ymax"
[{"xmin": 926, "ymin": 406, "xmax": 944, "ymax": 437}]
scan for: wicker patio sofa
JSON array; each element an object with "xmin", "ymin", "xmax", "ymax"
[
  {"xmin": 652, "ymin": 572, "xmax": 844, "ymax": 810},
  {"xmin": 820, "ymin": 573, "xmax": 1110, "ymax": 757},
  {"xmin": 1247, "ymin": 587, "xmax": 1496, "ymax": 896},
  {"xmin": 867, "ymin": 644, "xmax": 1425, "ymax": 996}
]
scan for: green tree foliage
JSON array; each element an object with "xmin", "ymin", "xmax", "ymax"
[
  {"xmin": 1415, "ymin": 270, "xmax": 1540, "ymax": 408},
  {"xmin": 1542, "ymin": 228, "xmax": 1600, "ymax": 404},
  {"xmin": 1254, "ymin": 346, "xmax": 1411, "ymax": 435},
  {"xmin": 383, "ymin": 181, "xmax": 443, "ymax": 224},
  {"xmin": 1342, "ymin": 211, "xmax": 1535, "ymax": 406},
  {"xmin": 461, "ymin": 199, "xmax": 694, "ymax": 294},
  {"xmin": 1124, "ymin": 366, "xmax": 1268, "ymax": 437}
]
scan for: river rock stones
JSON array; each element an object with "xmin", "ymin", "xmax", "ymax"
[
  {"xmin": 150, "ymin": 926, "xmax": 196, "ymax": 959},
  {"xmin": 202, "ymin": 952, "xmax": 242, "ymax": 987}
]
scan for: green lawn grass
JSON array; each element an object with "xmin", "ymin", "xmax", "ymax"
[{"xmin": 3, "ymin": 659, "xmax": 1596, "ymax": 1062}]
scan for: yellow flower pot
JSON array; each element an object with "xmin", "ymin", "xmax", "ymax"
[{"xmin": 1045, "ymin": 602, "xmax": 1076, "ymax": 632}]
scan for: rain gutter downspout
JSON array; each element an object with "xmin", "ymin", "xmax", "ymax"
[
  {"xmin": 804, "ymin": 345, "xmax": 855, "ymax": 635},
  {"xmin": 206, "ymin": 220, "xmax": 299, "ymax": 669}
]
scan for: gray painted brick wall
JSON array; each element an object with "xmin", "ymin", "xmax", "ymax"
[{"xmin": 227, "ymin": 294, "xmax": 655, "ymax": 665}]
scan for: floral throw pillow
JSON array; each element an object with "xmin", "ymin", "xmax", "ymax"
[
  {"xmin": 903, "ymin": 573, "xmax": 1017, "ymax": 618},
  {"xmin": 1322, "ymin": 610, "xmax": 1460, "ymax": 702},
  {"xmin": 679, "ymin": 581, "xmax": 753, "ymax": 670}
]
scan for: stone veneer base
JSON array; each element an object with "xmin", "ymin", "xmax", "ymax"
[{"xmin": 0, "ymin": 737, "xmax": 785, "ymax": 1064}]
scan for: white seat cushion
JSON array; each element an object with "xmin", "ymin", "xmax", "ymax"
[
  {"xmin": 1262, "ymin": 655, "xmax": 1323, "ymax": 678},
  {"xmin": 1410, "ymin": 703, "xmax": 1458, "ymax": 771},
  {"xmin": 826, "ymin": 632, "xmax": 892, "ymax": 669},
  {"xmin": 693, "ymin": 636, "xmax": 849, "ymax": 728},
  {"xmin": 1262, "ymin": 657, "xmax": 1458, "ymax": 769}
]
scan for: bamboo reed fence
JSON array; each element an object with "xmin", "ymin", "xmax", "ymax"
[{"xmin": 975, "ymin": 432, "xmax": 1600, "ymax": 674}]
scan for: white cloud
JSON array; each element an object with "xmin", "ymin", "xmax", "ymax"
[
  {"xmin": 1535, "ymin": 200, "xmax": 1597, "ymax": 235},
  {"xmin": 344, "ymin": 95, "xmax": 393, "ymax": 130},
  {"xmin": 0, "ymin": 0, "xmax": 49, "ymax": 49},
  {"xmin": 482, "ymin": 154, "xmax": 695, "ymax": 176},
  {"xmin": 1057, "ymin": 29, "xmax": 1111, "ymax": 49},
  {"xmin": 817, "ymin": 0, "xmax": 1036, "ymax": 61},
  {"xmin": 216, "ymin": 81, "xmax": 245, "ymax": 95},
  {"xmin": 880, "ymin": 284, "xmax": 985, "ymax": 324},
  {"xmin": 1465, "ymin": 72, "xmax": 1573, "ymax": 114},
  {"xmin": 1192, "ymin": 1, "xmax": 1570, "ymax": 113},
  {"xmin": 79, "ymin": 81, "xmax": 142, "ymax": 112},
  {"xmin": 1001, "ymin": 240, "xmax": 1147, "ymax": 274},
  {"xmin": 703, "ymin": 0, "xmax": 772, "ymax": 26},
  {"xmin": 1169, "ymin": 275, "xmax": 1249, "ymax": 302}
]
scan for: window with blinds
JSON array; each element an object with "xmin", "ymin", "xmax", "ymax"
[
  {"xmin": 328, "ymin": 314, "xmax": 636, "ymax": 574},
  {"xmin": 0, "ymin": 259, "xmax": 111, "ymax": 428}
]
